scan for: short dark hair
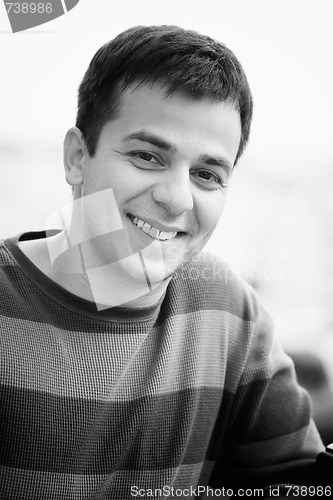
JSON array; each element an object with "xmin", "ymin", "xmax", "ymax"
[{"xmin": 76, "ymin": 25, "xmax": 253, "ymax": 165}]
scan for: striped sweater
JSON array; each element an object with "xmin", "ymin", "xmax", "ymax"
[{"xmin": 0, "ymin": 233, "xmax": 324, "ymax": 499}]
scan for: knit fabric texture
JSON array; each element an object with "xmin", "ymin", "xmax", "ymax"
[{"xmin": 0, "ymin": 233, "xmax": 324, "ymax": 499}]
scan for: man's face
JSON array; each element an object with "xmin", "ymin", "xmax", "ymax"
[{"xmin": 74, "ymin": 83, "xmax": 241, "ymax": 283}]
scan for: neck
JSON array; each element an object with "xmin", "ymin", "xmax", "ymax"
[{"xmin": 21, "ymin": 231, "xmax": 170, "ymax": 310}]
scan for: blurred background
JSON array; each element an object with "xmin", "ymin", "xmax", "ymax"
[{"xmin": 1, "ymin": 0, "xmax": 333, "ymax": 443}]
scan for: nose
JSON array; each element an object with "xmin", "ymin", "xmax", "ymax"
[{"xmin": 152, "ymin": 168, "xmax": 194, "ymax": 215}]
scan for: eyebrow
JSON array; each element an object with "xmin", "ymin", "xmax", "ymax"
[
  {"xmin": 122, "ymin": 131, "xmax": 177, "ymax": 153},
  {"xmin": 122, "ymin": 130, "xmax": 233, "ymax": 176}
]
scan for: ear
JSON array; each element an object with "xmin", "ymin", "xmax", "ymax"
[{"xmin": 63, "ymin": 127, "xmax": 87, "ymax": 187}]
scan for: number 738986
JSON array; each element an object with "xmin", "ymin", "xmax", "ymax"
[
  {"xmin": 282, "ymin": 485, "xmax": 331, "ymax": 497},
  {"xmin": 5, "ymin": 3, "xmax": 53, "ymax": 14}
]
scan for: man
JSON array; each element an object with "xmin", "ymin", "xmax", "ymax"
[{"xmin": 0, "ymin": 25, "xmax": 328, "ymax": 498}]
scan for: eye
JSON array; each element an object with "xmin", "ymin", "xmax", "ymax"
[
  {"xmin": 192, "ymin": 170, "xmax": 228, "ymax": 189},
  {"xmin": 134, "ymin": 152, "xmax": 155, "ymax": 162},
  {"xmin": 197, "ymin": 171, "xmax": 219, "ymax": 182},
  {"xmin": 130, "ymin": 151, "xmax": 163, "ymax": 166}
]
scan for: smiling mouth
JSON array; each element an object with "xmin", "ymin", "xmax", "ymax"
[{"xmin": 128, "ymin": 214, "xmax": 183, "ymax": 241}]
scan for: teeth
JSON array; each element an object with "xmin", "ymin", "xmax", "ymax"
[
  {"xmin": 159, "ymin": 231, "xmax": 168, "ymax": 240},
  {"xmin": 142, "ymin": 223, "xmax": 151, "ymax": 234},
  {"xmin": 130, "ymin": 216, "xmax": 178, "ymax": 241},
  {"xmin": 149, "ymin": 227, "xmax": 159, "ymax": 239}
]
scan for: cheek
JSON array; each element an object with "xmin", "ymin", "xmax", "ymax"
[
  {"xmin": 83, "ymin": 166, "xmax": 130, "ymax": 204},
  {"xmin": 196, "ymin": 195, "xmax": 226, "ymax": 235}
]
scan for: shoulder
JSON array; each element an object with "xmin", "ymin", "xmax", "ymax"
[
  {"xmin": 0, "ymin": 236, "xmax": 24, "ymax": 290},
  {"xmin": 0, "ymin": 238, "xmax": 15, "ymax": 268},
  {"xmin": 0, "ymin": 238, "xmax": 26, "ymax": 319}
]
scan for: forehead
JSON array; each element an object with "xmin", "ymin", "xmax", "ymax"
[
  {"xmin": 104, "ymin": 83, "xmax": 242, "ymax": 163},
  {"xmin": 117, "ymin": 82, "xmax": 238, "ymax": 126}
]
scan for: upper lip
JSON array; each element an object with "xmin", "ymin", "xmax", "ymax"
[{"xmin": 128, "ymin": 213, "xmax": 186, "ymax": 233}]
